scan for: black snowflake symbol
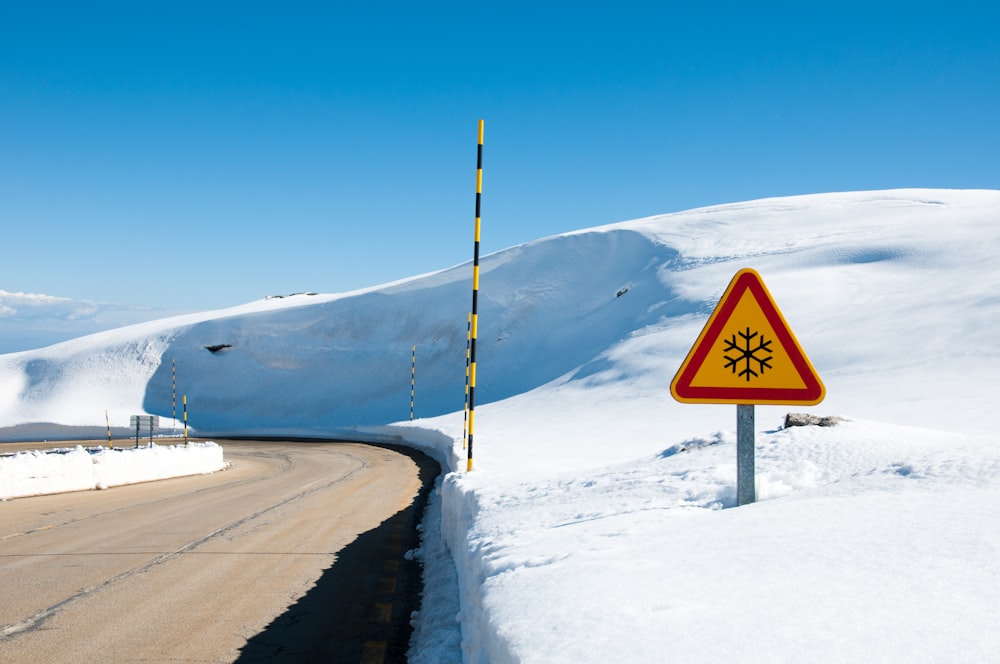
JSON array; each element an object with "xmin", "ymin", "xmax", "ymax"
[{"xmin": 723, "ymin": 327, "xmax": 773, "ymax": 381}]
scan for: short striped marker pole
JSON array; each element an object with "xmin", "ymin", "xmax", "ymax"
[
  {"xmin": 467, "ymin": 119, "xmax": 484, "ymax": 472},
  {"xmin": 105, "ymin": 409, "xmax": 113, "ymax": 449},
  {"xmin": 410, "ymin": 344, "xmax": 416, "ymax": 421},
  {"xmin": 183, "ymin": 394, "xmax": 189, "ymax": 446}
]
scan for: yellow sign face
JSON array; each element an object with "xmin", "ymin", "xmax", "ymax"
[{"xmin": 671, "ymin": 268, "xmax": 825, "ymax": 405}]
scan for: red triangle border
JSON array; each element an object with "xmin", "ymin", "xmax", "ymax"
[{"xmin": 671, "ymin": 270, "xmax": 825, "ymax": 405}]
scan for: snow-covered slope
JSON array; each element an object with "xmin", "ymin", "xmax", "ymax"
[
  {"xmin": 2, "ymin": 189, "xmax": 999, "ymax": 662},
  {"xmin": 1, "ymin": 228, "xmax": 681, "ymax": 434},
  {"xmin": 3, "ymin": 189, "xmax": 997, "ymax": 437}
]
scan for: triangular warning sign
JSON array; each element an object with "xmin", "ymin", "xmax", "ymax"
[{"xmin": 671, "ymin": 268, "xmax": 825, "ymax": 405}]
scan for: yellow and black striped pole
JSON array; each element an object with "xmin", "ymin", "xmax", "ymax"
[
  {"xmin": 410, "ymin": 344, "xmax": 416, "ymax": 421},
  {"xmin": 106, "ymin": 409, "xmax": 113, "ymax": 449},
  {"xmin": 463, "ymin": 312, "xmax": 471, "ymax": 450},
  {"xmin": 467, "ymin": 119, "xmax": 484, "ymax": 472},
  {"xmin": 171, "ymin": 358, "xmax": 177, "ymax": 426}
]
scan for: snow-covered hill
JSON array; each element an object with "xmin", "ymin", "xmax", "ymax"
[
  {"xmin": 2, "ymin": 189, "xmax": 997, "ymax": 438},
  {"xmin": 2, "ymin": 189, "xmax": 999, "ymax": 662}
]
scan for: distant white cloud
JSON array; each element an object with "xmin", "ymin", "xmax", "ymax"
[
  {"xmin": 0, "ymin": 290, "xmax": 107, "ymax": 321},
  {"xmin": 0, "ymin": 290, "xmax": 162, "ymax": 354},
  {"xmin": 0, "ymin": 290, "xmax": 88, "ymax": 320}
]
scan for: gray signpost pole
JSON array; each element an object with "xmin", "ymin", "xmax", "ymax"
[{"xmin": 737, "ymin": 404, "xmax": 755, "ymax": 505}]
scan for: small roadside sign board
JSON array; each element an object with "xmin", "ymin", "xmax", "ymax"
[
  {"xmin": 670, "ymin": 268, "xmax": 825, "ymax": 406},
  {"xmin": 130, "ymin": 415, "xmax": 160, "ymax": 428}
]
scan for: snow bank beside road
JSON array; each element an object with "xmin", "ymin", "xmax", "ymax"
[{"xmin": 0, "ymin": 442, "xmax": 226, "ymax": 500}]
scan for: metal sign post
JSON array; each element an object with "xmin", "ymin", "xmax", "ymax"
[
  {"xmin": 129, "ymin": 415, "xmax": 159, "ymax": 448},
  {"xmin": 736, "ymin": 404, "xmax": 755, "ymax": 505}
]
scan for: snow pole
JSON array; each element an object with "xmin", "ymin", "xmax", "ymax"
[
  {"xmin": 467, "ymin": 119, "xmax": 484, "ymax": 472},
  {"xmin": 105, "ymin": 410, "xmax": 113, "ymax": 449},
  {"xmin": 410, "ymin": 344, "xmax": 416, "ymax": 421},
  {"xmin": 463, "ymin": 312, "xmax": 471, "ymax": 450},
  {"xmin": 183, "ymin": 394, "xmax": 189, "ymax": 447},
  {"xmin": 171, "ymin": 358, "xmax": 177, "ymax": 426}
]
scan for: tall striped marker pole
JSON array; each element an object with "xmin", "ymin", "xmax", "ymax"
[
  {"xmin": 467, "ymin": 119, "xmax": 484, "ymax": 472},
  {"xmin": 410, "ymin": 344, "xmax": 416, "ymax": 421},
  {"xmin": 463, "ymin": 312, "xmax": 471, "ymax": 450}
]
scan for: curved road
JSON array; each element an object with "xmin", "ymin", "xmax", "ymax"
[{"xmin": 0, "ymin": 439, "xmax": 438, "ymax": 663}]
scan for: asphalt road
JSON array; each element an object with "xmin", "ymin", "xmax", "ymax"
[{"xmin": 0, "ymin": 439, "xmax": 438, "ymax": 663}]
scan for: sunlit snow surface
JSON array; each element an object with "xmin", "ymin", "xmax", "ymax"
[{"xmin": 2, "ymin": 189, "xmax": 999, "ymax": 662}]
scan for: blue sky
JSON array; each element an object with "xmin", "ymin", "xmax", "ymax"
[{"xmin": 1, "ymin": 2, "xmax": 998, "ymax": 352}]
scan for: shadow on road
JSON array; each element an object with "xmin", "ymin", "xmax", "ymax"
[{"xmin": 235, "ymin": 444, "xmax": 440, "ymax": 664}]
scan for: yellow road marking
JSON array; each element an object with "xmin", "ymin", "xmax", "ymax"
[
  {"xmin": 371, "ymin": 603, "xmax": 393, "ymax": 624},
  {"xmin": 361, "ymin": 641, "xmax": 386, "ymax": 664},
  {"xmin": 378, "ymin": 577, "xmax": 397, "ymax": 594},
  {"xmin": 2, "ymin": 524, "xmax": 55, "ymax": 540}
]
